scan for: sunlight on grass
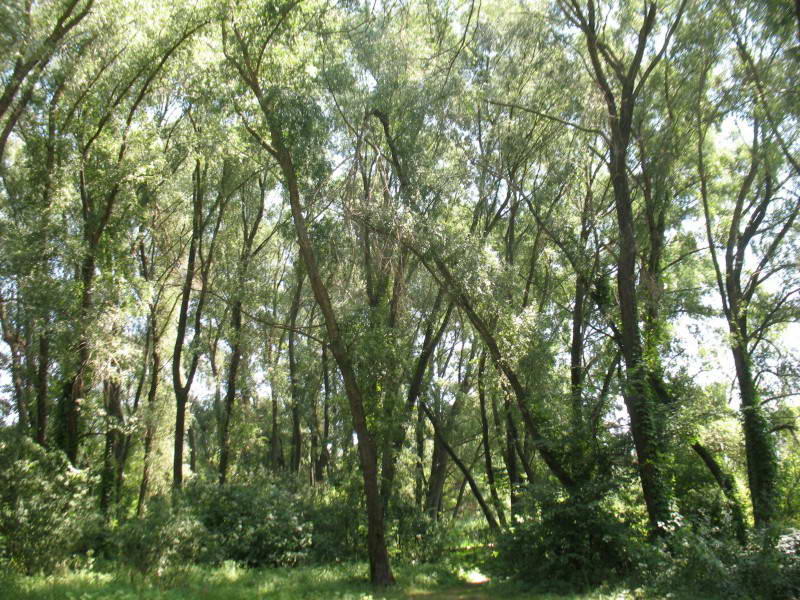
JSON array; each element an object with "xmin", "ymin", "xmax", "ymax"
[
  {"xmin": 458, "ymin": 567, "xmax": 490, "ymax": 584},
  {"xmin": 4, "ymin": 563, "xmax": 639, "ymax": 600}
]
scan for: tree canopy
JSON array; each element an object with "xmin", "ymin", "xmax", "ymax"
[{"xmin": 1, "ymin": 0, "xmax": 799, "ymax": 596}]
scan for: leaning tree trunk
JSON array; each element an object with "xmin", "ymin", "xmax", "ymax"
[
  {"xmin": 421, "ymin": 401, "xmax": 499, "ymax": 531},
  {"xmin": 269, "ymin": 119, "xmax": 395, "ymax": 586},
  {"xmin": 478, "ymin": 355, "xmax": 507, "ymax": 527},
  {"xmin": 692, "ymin": 442, "xmax": 748, "ymax": 543}
]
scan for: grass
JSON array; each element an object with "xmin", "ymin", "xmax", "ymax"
[{"xmin": 3, "ymin": 562, "xmax": 638, "ymax": 600}]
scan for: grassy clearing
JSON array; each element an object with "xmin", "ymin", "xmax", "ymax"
[{"xmin": 3, "ymin": 562, "xmax": 636, "ymax": 600}]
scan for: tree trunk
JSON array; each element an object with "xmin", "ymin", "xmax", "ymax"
[
  {"xmin": 172, "ymin": 160, "xmax": 222, "ymax": 489},
  {"xmin": 188, "ymin": 425, "xmax": 197, "ymax": 473},
  {"xmin": 268, "ymin": 116, "xmax": 394, "ymax": 585},
  {"xmin": 288, "ymin": 272, "xmax": 304, "ymax": 474},
  {"xmin": 379, "ymin": 294, "xmax": 451, "ymax": 513},
  {"xmin": 99, "ymin": 380, "xmax": 124, "ymax": 516},
  {"xmin": 611, "ymin": 141, "xmax": 672, "ymax": 534},
  {"xmin": 422, "ymin": 401, "xmax": 499, "ymax": 531},
  {"xmin": 561, "ymin": 0, "xmax": 677, "ymax": 534},
  {"xmin": 267, "ymin": 337, "xmax": 285, "ymax": 470},
  {"xmin": 314, "ymin": 345, "xmax": 331, "ymax": 482},
  {"xmin": 570, "ymin": 273, "xmax": 586, "ymax": 436},
  {"xmin": 35, "ymin": 330, "xmax": 50, "ymax": 446},
  {"xmin": 478, "ymin": 355, "xmax": 506, "ymax": 527},
  {"xmin": 1, "ymin": 296, "xmax": 31, "ymax": 434},
  {"xmin": 415, "ymin": 400, "xmax": 426, "ymax": 507},
  {"xmin": 64, "ymin": 239, "xmax": 97, "ymax": 465},
  {"xmin": 270, "ymin": 379, "xmax": 283, "ymax": 469},
  {"xmin": 219, "ymin": 298, "xmax": 243, "ymax": 485},
  {"xmin": 173, "ymin": 389, "xmax": 188, "ymax": 489},
  {"xmin": 731, "ymin": 339, "xmax": 777, "ymax": 527},
  {"xmin": 137, "ymin": 318, "xmax": 160, "ymax": 516},
  {"xmin": 425, "ymin": 434, "xmax": 448, "ymax": 519},
  {"xmin": 692, "ymin": 442, "xmax": 747, "ymax": 543}
]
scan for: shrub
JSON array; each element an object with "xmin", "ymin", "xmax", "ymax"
[
  {"xmin": 389, "ymin": 500, "xmax": 454, "ymax": 564},
  {"xmin": 645, "ymin": 525, "xmax": 800, "ymax": 600},
  {"xmin": 304, "ymin": 485, "xmax": 365, "ymax": 563},
  {"xmin": 491, "ymin": 490, "xmax": 642, "ymax": 591},
  {"xmin": 0, "ymin": 430, "xmax": 100, "ymax": 573},
  {"xmin": 116, "ymin": 495, "xmax": 212, "ymax": 577},
  {"xmin": 184, "ymin": 479, "xmax": 312, "ymax": 567}
]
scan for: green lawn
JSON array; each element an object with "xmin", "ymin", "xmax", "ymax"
[{"xmin": 3, "ymin": 563, "xmax": 637, "ymax": 600}]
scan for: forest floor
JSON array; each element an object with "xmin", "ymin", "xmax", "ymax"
[{"xmin": 3, "ymin": 562, "xmax": 636, "ymax": 600}]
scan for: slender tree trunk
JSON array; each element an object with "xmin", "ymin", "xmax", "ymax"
[
  {"xmin": 379, "ymin": 295, "xmax": 451, "ymax": 512},
  {"xmin": 114, "ymin": 317, "xmax": 150, "ymax": 518},
  {"xmin": 504, "ymin": 397, "xmax": 521, "ymax": 515},
  {"xmin": 452, "ymin": 447, "xmax": 484, "ymax": 521},
  {"xmin": 415, "ymin": 400, "xmax": 426, "ymax": 507},
  {"xmin": 173, "ymin": 389, "xmax": 189, "ymax": 489},
  {"xmin": 267, "ymin": 337, "xmax": 285, "ymax": 470},
  {"xmin": 0, "ymin": 297, "xmax": 31, "ymax": 434},
  {"xmin": 570, "ymin": 275, "xmax": 586, "ymax": 435},
  {"xmin": 99, "ymin": 380, "xmax": 123, "ymax": 516},
  {"xmin": 172, "ymin": 160, "xmax": 221, "ymax": 489},
  {"xmin": 421, "ymin": 401, "xmax": 499, "ymax": 531},
  {"xmin": 610, "ymin": 140, "xmax": 672, "ymax": 533},
  {"xmin": 137, "ymin": 321, "xmax": 160, "ymax": 516},
  {"xmin": 425, "ymin": 353, "xmax": 472, "ymax": 520},
  {"xmin": 478, "ymin": 355, "xmax": 506, "ymax": 527},
  {"xmin": 560, "ymin": 0, "xmax": 677, "ymax": 534},
  {"xmin": 270, "ymin": 380, "xmax": 283, "ymax": 468},
  {"xmin": 219, "ymin": 298, "xmax": 243, "ymax": 485},
  {"xmin": 35, "ymin": 329, "xmax": 50, "ymax": 446},
  {"xmin": 314, "ymin": 345, "xmax": 331, "ymax": 482},
  {"xmin": 288, "ymin": 273, "xmax": 304, "ymax": 474},
  {"xmin": 188, "ymin": 425, "xmax": 197, "ymax": 473},
  {"xmin": 452, "ymin": 476, "xmax": 468, "ymax": 520},
  {"xmin": 219, "ymin": 186, "xmax": 263, "ymax": 483},
  {"xmin": 698, "ymin": 117, "xmax": 780, "ymax": 529},
  {"xmin": 692, "ymin": 442, "xmax": 747, "ymax": 543},
  {"xmin": 63, "ymin": 235, "xmax": 98, "ymax": 464}
]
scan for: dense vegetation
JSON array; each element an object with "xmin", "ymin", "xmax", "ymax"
[{"xmin": 1, "ymin": 0, "xmax": 799, "ymax": 598}]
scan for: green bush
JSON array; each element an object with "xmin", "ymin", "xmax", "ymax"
[
  {"xmin": 0, "ymin": 430, "xmax": 100, "ymax": 573},
  {"xmin": 737, "ymin": 530, "xmax": 800, "ymax": 600},
  {"xmin": 389, "ymin": 500, "xmax": 454, "ymax": 564},
  {"xmin": 303, "ymin": 488, "xmax": 457, "ymax": 565},
  {"xmin": 645, "ymin": 525, "xmax": 800, "ymax": 600},
  {"xmin": 491, "ymin": 490, "xmax": 642, "ymax": 591},
  {"xmin": 183, "ymin": 479, "xmax": 312, "ymax": 567},
  {"xmin": 302, "ymin": 474, "xmax": 367, "ymax": 564},
  {"xmin": 116, "ymin": 495, "xmax": 212, "ymax": 576}
]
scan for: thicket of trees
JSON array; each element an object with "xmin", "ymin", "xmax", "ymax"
[{"xmin": 1, "ymin": 0, "xmax": 799, "ymax": 595}]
